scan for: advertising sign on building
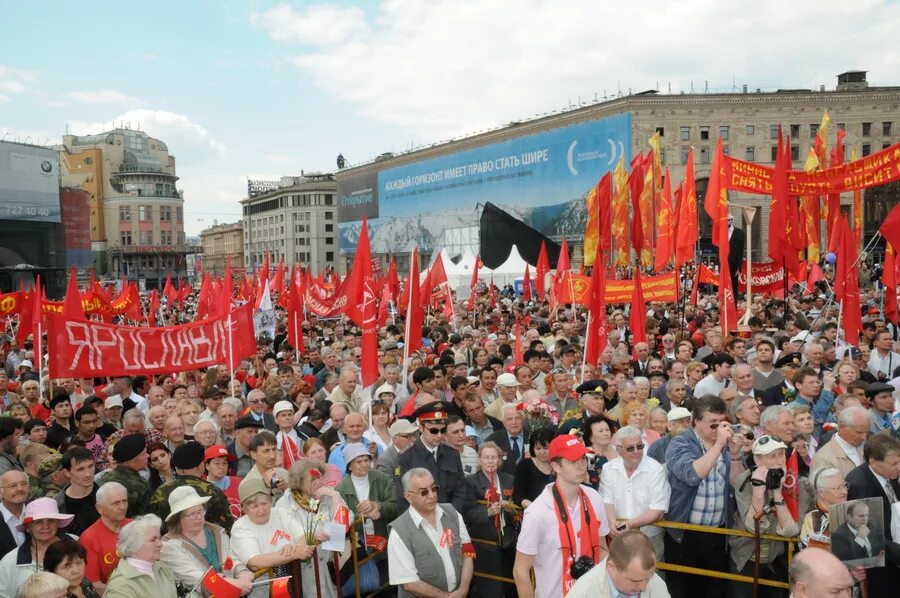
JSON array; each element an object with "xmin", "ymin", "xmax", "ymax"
[
  {"xmin": 60, "ymin": 188, "xmax": 92, "ymax": 269},
  {"xmin": 337, "ymin": 113, "xmax": 632, "ymax": 254},
  {"xmin": 0, "ymin": 141, "xmax": 62, "ymax": 223}
]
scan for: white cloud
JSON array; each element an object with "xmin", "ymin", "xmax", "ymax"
[
  {"xmin": 254, "ymin": 0, "xmax": 900, "ymax": 139},
  {"xmin": 62, "ymin": 89, "xmax": 141, "ymax": 105},
  {"xmin": 0, "ymin": 64, "xmax": 39, "ymax": 96},
  {"xmin": 67, "ymin": 109, "xmax": 226, "ymax": 159},
  {"xmin": 250, "ymin": 2, "xmax": 370, "ymax": 46}
]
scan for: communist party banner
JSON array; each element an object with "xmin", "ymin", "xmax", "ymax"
[
  {"xmin": 556, "ymin": 271, "xmax": 678, "ymax": 304},
  {"xmin": 0, "ymin": 292, "xmax": 24, "ymax": 316},
  {"xmin": 0, "ymin": 287, "xmax": 140, "ymax": 318},
  {"xmin": 721, "ymin": 142, "xmax": 900, "ymax": 195},
  {"xmin": 46, "ymin": 302, "xmax": 256, "ymax": 378},
  {"xmin": 698, "ymin": 262, "xmax": 796, "ymax": 294}
]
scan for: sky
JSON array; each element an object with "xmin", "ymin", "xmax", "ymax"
[{"xmin": 2, "ymin": 0, "xmax": 899, "ymax": 236}]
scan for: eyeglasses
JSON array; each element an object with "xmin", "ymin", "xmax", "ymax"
[
  {"xmin": 183, "ymin": 509, "xmax": 206, "ymax": 520},
  {"xmin": 825, "ymin": 482, "xmax": 849, "ymax": 492},
  {"xmin": 410, "ymin": 484, "xmax": 440, "ymax": 497},
  {"xmin": 248, "ymin": 399, "xmax": 265, "ymax": 404},
  {"xmin": 617, "ymin": 443, "xmax": 645, "ymax": 453},
  {"xmin": 426, "ymin": 427, "xmax": 447, "ymax": 435}
]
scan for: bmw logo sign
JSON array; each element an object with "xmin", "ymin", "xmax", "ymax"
[{"xmin": 41, "ymin": 160, "xmax": 53, "ymax": 173}]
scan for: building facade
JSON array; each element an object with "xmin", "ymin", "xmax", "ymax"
[
  {"xmin": 240, "ymin": 174, "xmax": 338, "ymax": 274},
  {"xmin": 199, "ymin": 221, "xmax": 244, "ymax": 277},
  {"xmin": 59, "ymin": 128, "xmax": 197, "ymax": 285},
  {"xmin": 337, "ymin": 71, "xmax": 900, "ymax": 265}
]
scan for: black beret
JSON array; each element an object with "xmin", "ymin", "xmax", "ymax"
[
  {"xmin": 172, "ymin": 441, "xmax": 205, "ymax": 470},
  {"xmin": 234, "ymin": 415, "xmax": 264, "ymax": 431},
  {"xmin": 112, "ymin": 433, "xmax": 146, "ymax": 463},
  {"xmin": 575, "ymin": 379, "xmax": 608, "ymax": 395},
  {"xmin": 865, "ymin": 382, "xmax": 895, "ymax": 398},
  {"xmin": 774, "ymin": 352, "xmax": 802, "ymax": 368}
]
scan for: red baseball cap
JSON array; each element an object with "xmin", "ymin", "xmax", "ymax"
[
  {"xmin": 548, "ymin": 434, "xmax": 592, "ymax": 462},
  {"xmin": 204, "ymin": 444, "xmax": 236, "ymax": 462}
]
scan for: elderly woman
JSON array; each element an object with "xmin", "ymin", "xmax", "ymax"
[
  {"xmin": 621, "ymin": 401, "xmax": 661, "ymax": 446},
  {"xmin": 0, "ymin": 497, "xmax": 75, "ymax": 597},
  {"xmin": 463, "ymin": 441, "xmax": 518, "ymax": 598},
  {"xmin": 274, "ymin": 460, "xmax": 348, "ymax": 598},
  {"xmin": 583, "ymin": 414, "xmax": 620, "ymax": 486},
  {"xmin": 43, "ymin": 538, "xmax": 100, "ymax": 598},
  {"xmin": 104, "ymin": 514, "xmax": 179, "ymax": 598},
  {"xmin": 229, "ymin": 478, "xmax": 313, "ymax": 598},
  {"xmin": 15, "ymin": 572, "xmax": 69, "ymax": 598},
  {"xmin": 302, "ymin": 437, "xmax": 342, "ymax": 487},
  {"xmin": 159, "ymin": 486, "xmax": 252, "ymax": 596},
  {"xmin": 191, "ymin": 420, "xmax": 219, "ymax": 449}
]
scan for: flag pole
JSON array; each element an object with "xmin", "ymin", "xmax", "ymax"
[
  {"xmin": 581, "ymin": 310, "xmax": 591, "ymax": 386},
  {"xmin": 227, "ymin": 311, "xmax": 236, "ymax": 400},
  {"xmin": 400, "ymin": 249, "xmax": 415, "ymax": 410}
]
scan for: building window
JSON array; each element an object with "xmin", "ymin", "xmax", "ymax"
[
  {"xmin": 837, "ymin": 122, "xmax": 846, "ymax": 131},
  {"xmin": 884, "ymin": 122, "xmax": 893, "ymax": 136},
  {"xmin": 120, "ymin": 232, "xmax": 132, "ymax": 246},
  {"xmin": 771, "ymin": 145, "xmax": 778, "ymax": 161},
  {"xmin": 140, "ymin": 205, "xmax": 152, "ymax": 221},
  {"xmin": 719, "ymin": 126, "xmax": 729, "ymax": 141},
  {"xmin": 790, "ymin": 124, "xmax": 800, "ymax": 139},
  {"xmin": 862, "ymin": 143, "xmax": 872, "ymax": 156},
  {"xmin": 791, "ymin": 145, "xmax": 800, "ymax": 161},
  {"xmin": 810, "ymin": 124, "xmax": 819, "ymax": 139},
  {"xmin": 326, "ymin": 252, "xmax": 334, "ymax": 261},
  {"xmin": 700, "ymin": 147, "xmax": 710, "ymax": 164},
  {"xmin": 770, "ymin": 125, "xmax": 780, "ymax": 140},
  {"xmin": 884, "ymin": 142, "xmax": 892, "ymax": 150},
  {"xmin": 177, "ymin": 207, "xmax": 183, "ymax": 222},
  {"xmin": 160, "ymin": 206, "xmax": 172, "ymax": 221},
  {"xmin": 746, "ymin": 125, "xmax": 755, "ymax": 135},
  {"xmin": 325, "ymin": 194, "xmax": 334, "ymax": 206},
  {"xmin": 700, "ymin": 126, "xmax": 710, "ymax": 141},
  {"xmin": 680, "ymin": 126, "xmax": 690, "ymax": 141},
  {"xmin": 680, "ymin": 146, "xmax": 690, "ymax": 164},
  {"xmin": 119, "ymin": 206, "xmax": 131, "ymax": 222},
  {"xmin": 745, "ymin": 146, "xmax": 756, "ymax": 162},
  {"xmin": 326, "ymin": 237, "xmax": 334, "ymax": 245},
  {"xmin": 140, "ymin": 230, "xmax": 153, "ymax": 245},
  {"xmin": 862, "ymin": 122, "xmax": 872, "ymax": 136},
  {"xmin": 325, "ymin": 223, "xmax": 333, "ymax": 232},
  {"xmin": 325, "ymin": 211, "xmax": 333, "ymax": 220}
]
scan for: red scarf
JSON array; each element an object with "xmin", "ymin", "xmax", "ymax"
[{"xmin": 552, "ymin": 482, "xmax": 600, "ymax": 595}]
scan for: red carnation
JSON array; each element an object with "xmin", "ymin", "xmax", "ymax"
[
  {"xmin": 223, "ymin": 557, "xmax": 234, "ymax": 571},
  {"xmin": 309, "ymin": 468, "xmax": 322, "ymax": 479}
]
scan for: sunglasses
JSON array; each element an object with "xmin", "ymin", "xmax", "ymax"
[
  {"xmin": 618, "ymin": 443, "xmax": 645, "ymax": 453},
  {"xmin": 426, "ymin": 427, "xmax": 447, "ymax": 435},
  {"xmin": 410, "ymin": 484, "xmax": 440, "ymax": 497}
]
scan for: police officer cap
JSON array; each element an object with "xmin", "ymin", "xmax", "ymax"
[
  {"xmin": 411, "ymin": 401, "xmax": 450, "ymax": 422},
  {"xmin": 865, "ymin": 382, "xmax": 894, "ymax": 398},
  {"xmin": 234, "ymin": 415, "xmax": 264, "ymax": 430},
  {"xmin": 172, "ymin": 441, "xmax": 205, "ymax": 470},
  {"xmin": 575, "ymin": 379, "xmax": 608, "ymax": 396},
  {"xmin": 774, "ymin": 352, "xmax": 802, "ymax": 368},
  {"xmin": 113, "ymin": 433, "xmax": 147, "ymax": 463}
]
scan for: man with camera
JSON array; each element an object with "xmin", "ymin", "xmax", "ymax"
[
  {"xmin": 514, "ymin": 434, "xmax": 609, "ymax": 598},
  {"xmin": 867, "ymin": 331, "xmax": 900, "ymax": 383},
  {"xmin": 728, "ymin": 435, "xmax": 800, "ymax": 597}
]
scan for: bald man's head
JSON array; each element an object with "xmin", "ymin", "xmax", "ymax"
[
  {"xmin": 789, "ymin": 547, "xmax": 854, "ymax": 598},
  {"xmin": 0, "ymin": 470, "xmax": 28, "ymax": 507}
]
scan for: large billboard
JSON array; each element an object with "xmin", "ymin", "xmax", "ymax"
[
  {"xmin": 0, "ymin": 141, "xmax": 61, "ymax": 223},
  {"xmin": 60, "ymin": 188, "xmax": 92, "ymax": 269},
  {"xmin": 338, "ymin": 112, "xmax": 632, "ymax": 254}
]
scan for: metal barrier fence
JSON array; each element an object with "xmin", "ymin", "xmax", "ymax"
[{"xmin": 259, "ymin": 516, "xmax": 800, "ymax": 596}]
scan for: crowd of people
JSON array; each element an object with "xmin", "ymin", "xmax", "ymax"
[{"xmin": 0, "ymin": 279, "xmax": 898, "ymax": 598}]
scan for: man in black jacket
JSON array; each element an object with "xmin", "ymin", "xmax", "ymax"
[
  {"xmin": 396, "ymin": 401, "xmax": 465, "ymax": 512},
  {"xmin": 831, "ymin": 500, "xmax": 885, "ymax": 562}
]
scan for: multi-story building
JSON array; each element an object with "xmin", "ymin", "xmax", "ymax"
[
  {"xmin": 199, "ymin": 221, "xmax": 244, "ymax": 277},
  {"xmin": 337, "ymin": 70, "xmax": 900, "ymax": 264},
  {"xmin": 58, "ymin": 128, "xmax": 197, "ymax": 284},
  {"xmin": 240, "ymin": 174, "xmax": 338, "ymax": 273}
]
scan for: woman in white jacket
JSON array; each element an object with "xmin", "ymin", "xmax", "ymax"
[{"xmin": 159, "ymin": 486, "xmax": 254, "ymax": 596}]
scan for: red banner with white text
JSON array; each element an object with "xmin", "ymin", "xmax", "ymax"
[
  {"xmin": 46, "ymin": 303, "xmax": 256, "ymax": 378},
  {"xmin": 555, "ymin": 271, "xmax": 678, "ymax": 304},
  {"xmin": 698, "ymin": 261, "xmax": 797, "ymax": 294}
]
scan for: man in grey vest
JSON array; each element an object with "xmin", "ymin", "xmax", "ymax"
[{"xmin": 387, "ymin": 467, "xmax": 475, "ymax": 597}]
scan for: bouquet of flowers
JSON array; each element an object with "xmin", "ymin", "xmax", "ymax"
[{"xmin": 516, "ymin": 397, "xmax": 560, "ymax": 429}]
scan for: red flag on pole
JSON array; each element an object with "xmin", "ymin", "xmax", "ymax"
[
  {"xmin": 201, "ymin": 568, "xmax": 242, "ymax": 598},
  {"xmin": 513, "ymin": 319, "xmax": 524, "ymax": 365},
  {"xmin": 62, "ymin": 268, "xmax": 84, "ymax": 320},
  {"xmin": 147, "ymin": 290, "xmax": 160, "ymax": 327},
  {"xmin": 885, "ymin": 244, "xmax": 898, "ymax": 326},
  {"xmin": 879, "ymin": 202, "xmax": 900, "ymax": 254},
  {"xmin": 467, "ymin": 255, "xmax": 481, "ymax": 311},
  {"xmin": 522, "ymin": 265, "xmax": 532, "ymax": 302},
  {"xmin": 835, "ymin": 216, "xmax": 862, "ymax": 345},
  {"xmin": 339, "ymin": 218, "xmax": 379, "ymax": 387},
  {"xmin": 704, "ymin": 139, "xmax": 738, "ymax": 335},
  {"xmin": 584, "ymin": 243, "xmax": 608, "ymax": 366},
  {"xmin": 286, "ymin": 270, "xmax": 305, "ymax": 356},
  {"xmin": 655, "ymin": 167, "xmax": 675, "ymax": 271},
  {"xmin": 404, "ymin": 248, "xmax": 425, "ymax": 355},
  {"xmin": 629, "ymin": 268, "xmax": 647, "ymax": 345},
  {"xmin": 675, "ymin": 149, "xmax": 698, "ymax": 267},
  {"xmin": 535, "ymin": 241, "xmax": 550, "ymax": 301},
  {"xmin": 386, "ymin": 256, "xmax": 400, "ymax": 302}
]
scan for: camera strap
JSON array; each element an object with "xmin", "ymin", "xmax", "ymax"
[{"xmin": 551, "ymin": 482, "xmax": 600, "ymax": 595}]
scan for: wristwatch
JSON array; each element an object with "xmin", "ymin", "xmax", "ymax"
[{"xmin": 771, "ymin": 499, "xmax": 786, "ymax": 506}]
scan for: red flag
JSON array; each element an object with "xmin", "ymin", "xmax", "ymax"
[
  {"xmin": 489, "ymin": 278, "xmax": 497, "ymax": 309},
  {"xmin": 704, "ymin": 140, "xmax": 738, "ymax": 335},
  {"xmin": 201, "ymin": 568, "xmax": 242, "ymax": 598},
  {"xmin": 467, "ymin": 255, "xmax": 482, "ymax": 311},
  {"xmin": 386, "ymin": 256, "xmax": 400, "ymax": 302},
  {"xmin": 62, "ymin": 268, "xmax": 84, "ymax": 320},
  {"xmin": 825, "ymin": 129, "xmax": 846, "ymax": 253},
  {"xmin": 286, "ymin": 269, "xmax": 305, "ymax": 356},
  {"xmin": 806, "ymin": 262, "xmax": 825, "ymax": 291},
  {"xmin": 377, "ymin": 283, "xmax": 392, "ymax": 327},
  {"xmin": 271, "ymin": 258, "xmax": 285, "ymax": 297},
  {"xmin": 674, "ymin": 149, "xmax": 698, "ymax": 267},
  {"xmin": 280, "ymin": 431, "xmax": 299, "ymax": 469},
  {"xmin": 342, "ymin": 219, "xmax": 379, "ymax": 387},
  {"xmin": 535, "ymin": 241, "xmax": 550, "ymax": 301},
  {"xmin": 783, "ymin": 450, "xmax": 800, "ymax": 520},
  {"xmin": 885, "ymin": 244, "xmax": 899, "ymax": 326},
  {"xmin": 162, "ymin": 272, "xmax": 177, "ymax": 309},
  {"xmin": 835, "ymin": 216, "xmax": 862, "ymax": 345},
  {"xmin": 404, "ymin": 248, "xmax": 424, "ymax": 355},
  {"xmin": 556, "ymin": 239, "xmax": 571, "ymax": 277},
  {"xmin": 584, "ymin": 243, "xmax": 608, "ymax": 366},
  {"xmin": 16, "ymin": 282, "xmax": 36, "ymax": 345},
  {"xmin": 628, "ymin": 158, "xmax": 645, "ymax": 257},
  {"xmin": 271, "ymin": 577, "xmax": 290, "ymax": 598},
  {"xmin": 880, "ymin": 202, "xmax": 900, "ymax": 253},
  {"xmin": 147, "ymin": 290, "xmax": 160, "ymax": 327},
  {"xmin": 629, "ymin": 268, "xmax": 647, "ymax": 344},
  {"xmin": 423, "ymin": 253, "xmax": 449, "ymax": 308},
  {"xmin": 522, "ymin": 265, "xmax": 532, "ymax": 302},
  {"xmin": 655, "ymin": 167, "xmax": 675, "ymax": 271},
  {"xmin": 334, "ymin": 504, "xmax": 351, "ymax": 530},
  {"xmin": 196, "ymin": 274, "xmax": 213, "ymax": 320},
  {"xmin": 513, "ymin": 319, "xmax": 523, "ymax": 364}
]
